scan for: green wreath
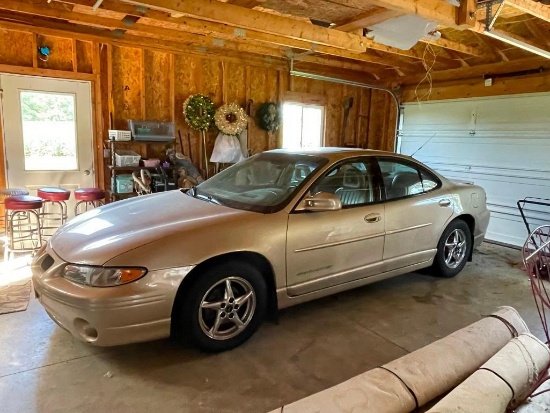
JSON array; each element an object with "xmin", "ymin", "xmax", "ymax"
[
  {"xmin": 257, "ymin": 102, "xmax": 282, "ymax": 133},
  {"xmin": 183, "ymin": 94, "xmax": 215, "ymax": 131}
]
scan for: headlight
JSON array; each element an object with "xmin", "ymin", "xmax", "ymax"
[{"xmin": 63, "ymin": 265, "xmax": 147, "ymax": 287}]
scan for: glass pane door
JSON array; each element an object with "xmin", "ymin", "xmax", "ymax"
[{"xmin": 20, "ymin": 91, "xmax": 78, "ymax": 171}]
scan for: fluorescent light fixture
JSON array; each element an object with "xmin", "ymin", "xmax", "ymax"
[{"xmin": 484, "ymin": 29, "xmax": 550, "ymax": 60}]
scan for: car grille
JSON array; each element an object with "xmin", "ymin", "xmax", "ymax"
[{"xmin": 41, "ymin": 254, "xmax": 54, "ymax": 272}]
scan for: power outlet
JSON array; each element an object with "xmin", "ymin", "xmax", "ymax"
[{"xmin": 484, "ymin": 78, "xmax": 493, "ymax": 87}]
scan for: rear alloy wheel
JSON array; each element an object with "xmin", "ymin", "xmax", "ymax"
[
  {"xmin": 178, "ymin": 261, "xmax": 266, "ymax": 352},
  {"xmin": 432, "ymin": 220, "xmax": 472, "ymax": 278}
]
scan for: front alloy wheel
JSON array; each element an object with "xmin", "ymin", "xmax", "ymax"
[
  {"xmin": 176, "ymin": 261, "xmax": 267, "ymax": 352},
  {"xmin": 199, "ymin": 277, "xmax": 256, "ymax": 341}
]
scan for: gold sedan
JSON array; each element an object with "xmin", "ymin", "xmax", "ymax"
[{"xmin": 32, "ymin": 149, "xmax": 490, "ymax": 352}]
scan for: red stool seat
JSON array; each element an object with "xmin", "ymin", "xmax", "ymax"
[
  {"xmin": 37, "ymin": 187, "xmax": 71, "ymax": 201},
  {"xmin": 5, "ymin": 195, "xmax": 43, "ymax": 210},
  {"xmin": 75, "ymin": 188, "xmax": 106, "ymax": 202}
]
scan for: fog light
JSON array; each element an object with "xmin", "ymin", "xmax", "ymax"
[{"xmin": 74, "ymin": 318, "xmax": 98, "ymax": 342}]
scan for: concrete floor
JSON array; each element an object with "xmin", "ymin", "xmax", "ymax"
[{"xmin": 0, "ymin": 243, "xmax": 549, "ymax": 413}]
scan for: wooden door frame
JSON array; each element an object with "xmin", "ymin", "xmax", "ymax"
[{"xmin": 0, "ymin": 64, "xmax": 103, "ymax": 191}]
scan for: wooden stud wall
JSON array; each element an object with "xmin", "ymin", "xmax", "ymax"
[{"xmin": 0, "ymin": 26, "xmax": 398, "ymax": 193}]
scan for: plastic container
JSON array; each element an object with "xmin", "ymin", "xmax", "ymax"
[
  {"xmin": 108, "ymin": 130, "xmax": 132, "ymax": 141},
  {"xmin": 128, "ymin": 120, "xmax": 175, "ymax": 142},
  {"xmin": 115, "ymin": 150, "xmax": 141, "ymax": 167},
  {"xmin": 115, "ymin": 174, "xmax": 134, "ymax": 194},
  {"xmin": 142, "ymin": 158, "xmax": 160, "ymax": 167}
]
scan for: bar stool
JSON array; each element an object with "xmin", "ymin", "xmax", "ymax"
[
  {"xmin": 0, "ymin": 188, "xmax": 29, "ymax": 230},
  {"xmin": 37, "ymin": 187, "xmax": 70, "ymax": 238},
  {"xmin": 74, "ymin": 188, "xmax": 106, "ymax": 216},
  {"xmin": 4, "ymin": 195, "xmax": 43, "ymax": 261}
]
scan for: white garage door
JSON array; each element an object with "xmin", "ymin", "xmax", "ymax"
[{"xmin": 398, "ymin": 93, "xmax": 550, "ymax": 247}]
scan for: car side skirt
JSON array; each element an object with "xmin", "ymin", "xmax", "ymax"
[{"xmin": 277, "ymin": 258, "xmax": 434, "ymax": 309}]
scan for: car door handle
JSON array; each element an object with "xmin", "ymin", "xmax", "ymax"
[
  {"xmin": 364, "ymin": 213, "xmax": 381, "ymax": 223},
  {"xmin": 439, "ymin": 199, "xmax": 451, "ymax": 207}
]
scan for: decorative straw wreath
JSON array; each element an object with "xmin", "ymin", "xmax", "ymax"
[
  {"xmin": 214, "ymin": 103, "xmax": 248, "ymax": 136},
  {"xmin": 257, "ymin": 102, "xmax": 282, "ymax": 133},
  {"xmin": 183, "ymin": 94, "xmax": 215, "ymax": 131}
]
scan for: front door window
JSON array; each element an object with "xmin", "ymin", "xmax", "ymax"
[{"xmin": 20, "ymin": 91, "xmax": 78, "ymax": 171}]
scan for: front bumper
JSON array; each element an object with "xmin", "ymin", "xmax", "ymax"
[{"xmin": 32, "ymin": 246, "xmax": 194, "ymax": 346}]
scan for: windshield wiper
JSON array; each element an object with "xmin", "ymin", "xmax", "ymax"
[{"xmin": 196, "ymin": 193, "xmax": 221, "ymax": 205}]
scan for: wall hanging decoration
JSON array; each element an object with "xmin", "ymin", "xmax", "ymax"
[
  {"xmin": 257, "ymin": 102, "xmax": 282, "ymax": 149},
  {"xmin": 183, "ymin": 94, "xmax": 215, "ymax": 178},
  {"xmin": 211, "ymin": 103, "xmax": 248, "ymax": 167},
  {"xmin": 214, "ymin": 103, "xmax": 248, "ymax": 136}
]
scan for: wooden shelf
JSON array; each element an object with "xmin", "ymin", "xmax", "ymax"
[
  {"xmin": 106, "ymin": 139, "xmax": 175, "ymax": 144},
  {"xmin": 107, "ymin": 189, "xmax": 137, "ymax": 199},
  {"xmin": 108, "ymin": 165, "xmax": 179, "ymax": 171}
]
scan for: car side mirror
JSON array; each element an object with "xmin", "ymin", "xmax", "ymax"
[{"xmin": 295, "ymin": 192, "xmax": 342, "ymax": 212}]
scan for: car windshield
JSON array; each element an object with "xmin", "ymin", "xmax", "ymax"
[{"xmin": 191, "ymin": 152, "xmax": 328, "ymax": 213}]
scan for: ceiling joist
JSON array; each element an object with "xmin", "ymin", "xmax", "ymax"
[
  {"xmin": 119, "ymin": 0, "xmax": 479, "ymax": 56},
  {"xmin": 505, "ymin": 0, "xmax": 550, "ymax": 22}
]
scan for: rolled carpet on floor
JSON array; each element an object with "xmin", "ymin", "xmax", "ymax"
[
  {"xmin": 427, "ymin": 333, "xmax": 550, "ymax": 413},
  {"xmin": 268, "ymin": 306, "xmax": 529, "ymax": 413}
]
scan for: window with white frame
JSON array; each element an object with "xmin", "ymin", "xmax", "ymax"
[{"xmin": 282, "ymin": 103, "xmax": 324, "ymax": 149}]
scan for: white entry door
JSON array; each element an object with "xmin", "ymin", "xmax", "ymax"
[{"xmin": 1, "ymin": 74, "xmax": 95, "ymax": 217}]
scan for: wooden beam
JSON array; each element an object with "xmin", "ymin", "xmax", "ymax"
[
  {"xmin": 505, "ymin": 0, "xmax": 550, "ymax": 23},
  {"xmin": 422, "ymin": 36, "xmax": 481, "ymax": 56},
  {"xmin": 456, "ymin": 0, "xmax": 477, "ymax": 27},
  {"xmin": 227, "ymin": 0, "xmax": 261, "ymax": 7},
  {"xmin": 121, "ymin": 0, "xmax": 368, "ymax": 52},
  {"xmin": 91, "ymin": 41, "xmax": 104, "ymax": 189},
  {"xmin": 121, "ymin": 0, "xmax": 476, "ymax": 58},
  {"xmin": 449, "ymin": 51, "xmax": 470, "ymax": 67},
  {"xmin": 472, "ymin": 31, "xmax": 509, "ymax": 62},
  {"xmin": 13, "ymin": 0, "xmax": 421, "ymax": 70},
  {"xmin": 31, "ymin": 33, "xmax": 38, "ymax": 68},
  {"xmin": 335, "ymin": 9, "xmax": 403, "ymax": 31},
  {"xmin": 71, "ymin": 38, "xmax": 78, "ymax": 71},
  {"xmin": 401, "ymin": 55, "xmax": 548, "ymax": 84},
  {"xmin": 0, "ymin": 16, "xmax": 287, "ymax": 68},
  {"xmin": 401, "ymin": 69, "xmax": 550, "ymax": 101},
  {"xmin": 0, "ymin": 1, "xmax": 403, "ymax": 76},
  {"xmin": 0, "ymin": 63, "xmax": 97, "ymax": 80}
]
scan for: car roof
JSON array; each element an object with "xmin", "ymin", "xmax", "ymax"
[{"xmin": 266, "ymin": 148, "xmax": 415, "ymax": 162}]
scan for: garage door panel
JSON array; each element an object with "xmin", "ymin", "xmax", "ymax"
[
  {"xmin": 476, "ymin": 96, "xmax": 550, "ymax": 131},
  {"xmin": 400, "ymin": 93, "xmax": 550, "ymax": 247}
]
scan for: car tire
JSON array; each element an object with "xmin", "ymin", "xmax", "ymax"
[
  {"xmin": 177, "ymin": 261, "xmax": 267, "ymax": 352},
  {"xmin": 432, "ymin": 219, "xmax": 472, "ymax": 278}
]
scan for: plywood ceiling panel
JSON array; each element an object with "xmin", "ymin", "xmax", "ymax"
[{"xmin": 258, "ymin": 0, "xmax": 368, "ymax": 24}]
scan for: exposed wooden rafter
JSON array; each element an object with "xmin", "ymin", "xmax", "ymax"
[
  {"xmin": 118, "ymin": 0, "xmax": 480, "ymax": 56},
  {"xmin": 0, "ymin": 0, "xmax": 422, "ymax": 74},
  {"xmin": 122, "ymin": 0, "xmax": 368, "ymax": 52},
  {"xmin": 505, "ymin": 0, "xmax": 550, "ymax": 23}
]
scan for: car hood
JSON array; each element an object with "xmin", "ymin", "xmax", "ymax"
[{"xmin": 50, "ymin": 190, "xmax": 251, "ymax": 265}]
